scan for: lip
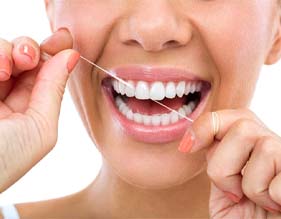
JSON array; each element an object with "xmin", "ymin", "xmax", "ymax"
[
  {"xmin": 110, "ymin": 65, "xmax": 207, "ymax": 82},
  {"xmin": 101, "ymin": 66, "xmax": 211, "ymax": 144}
]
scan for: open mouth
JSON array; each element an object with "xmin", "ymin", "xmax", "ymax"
[
  {"xmin": 112, "ymin": 80, "xmax": 204, "ymax": 125},
  {"xmin": 102, "ymin": 67, "xmax": 211, "ymax": 143}
]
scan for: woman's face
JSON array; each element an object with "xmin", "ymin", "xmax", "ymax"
[{"xmin": 48, "ymin": 0, "xmax": 280, "ymax": 188}]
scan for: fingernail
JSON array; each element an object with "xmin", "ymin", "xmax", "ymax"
[
  {"xmin": 224, "ymin": 191, "xmax": 242, "ymax": 203},
  {"xmin": 67, "ymin": 52, "xmax": 80, "ymax": 73},
  {"xmin": 0, "ymin": 54, "xmax": 11, "ymax": 81},
  {"xmin": 263, "ymin": 206, "xmax": 280, "ymax": 214},
  {"xmin": 178, "ymin": 129, "xmax": 195, "ymax": 153},
  {"xmin": 19, "ymin": 44, "xmax": 36, "ymax": 61}
]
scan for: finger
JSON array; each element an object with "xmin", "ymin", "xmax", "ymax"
[
  {"xmin": 40, "ymin": 28, "xmax": 73, "ymax": 56},
  {"xmin": 4, "ymin": 69, "xmax": 38, "ymax": 113},
  {"xmin": 242, "ymin": 137, "xmax": 281, "ymax": 212},
  {"xmin": 180, "ymin": 109, "xmax": 264, "ymax": 153},
  {"xmin": 12, "ymin": 37, "xmax": 40, "ymax": 74},
  {"xmin": 0, "ymin": 79, "xmax": 13, "ymax": 100},
  {"xmin": 0, "ymin": 38, "xmax": 13, "ymax": 81},
  {"xmin": 26, "ymin": 49, "xmax": 80, "ymax": 138},
  {"xmin": 269, "ymin": 172, "xmax": 281, "ymax": 206},
  {"xmin": 206, "ymin": 118, "xmax": 269, "ymax": 203}
]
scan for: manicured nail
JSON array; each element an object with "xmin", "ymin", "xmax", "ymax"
[
  {"xmin": 263, "ymin": 206, "xmax": 280, "ymax": 214},
  {"xmin": 178, "ymin": 129, "xmax": 195, "ymax": 153},
  {"xmin": 224, "ymin": 191, "xmax": 242, "ymax": 203},
  {"xmin": 20, "ymin": 44, "xmax": 36, "ymax": 61},
  {"xmin": 67, "ymin": 52, "xmax": 80, "ymax": 73},
  {"xmin": 0, "ymin": 54, "xmax": 11, "ymax": 81}
]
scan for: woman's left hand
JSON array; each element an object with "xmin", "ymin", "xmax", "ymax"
[{"xmin": 188, "ymin": 109, "xmax": 281, "ymax": 218}]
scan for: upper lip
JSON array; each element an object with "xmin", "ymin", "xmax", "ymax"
[{"xmin": 108, "ymin": 65, "xmax": 209, "ymax": 82}]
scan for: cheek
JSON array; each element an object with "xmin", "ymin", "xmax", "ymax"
[{"xmin": 193, "ymin": 2, "xmax": 275, "ymax": 108}]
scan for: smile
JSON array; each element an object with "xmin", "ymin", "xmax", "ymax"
[{"xmin": 102, "ymin": 66, "xmax": 211, "ymax": 144}]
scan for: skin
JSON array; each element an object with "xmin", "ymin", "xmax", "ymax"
[{"xmin": 0, "ymin": 0, "xmax": 281, "ymax": 218}]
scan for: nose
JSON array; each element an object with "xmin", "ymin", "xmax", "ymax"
[{"xmin": 118, "ymin": 1, "xmax": 193, "ymax": 52}]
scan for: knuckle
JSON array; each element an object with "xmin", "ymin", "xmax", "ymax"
[
  {"xmin": 239, "ymin": 108, "xmax": 256, "ymax": 118},
  {"xmin": 269, "ymin": 182, "xmax": 281, "ymax": 204},
  {"xmin": 241, "ymin": 179, "xmax": 265, "ymax": 200},
  {"xmin": 232, "ymin": 119, "xmax": 257, "ymax": 137},
  {"xmin": 256, "ymin": 136, "xmax": 279, "ymax": 156},
  {"xmin": 207, "ymin": 163, "xmax": 225, "ymax": 183}
]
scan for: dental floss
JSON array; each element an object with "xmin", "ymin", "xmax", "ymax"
[{"xmin": 41, "ymin": 52, "xmax": 194, "ymax": 123}]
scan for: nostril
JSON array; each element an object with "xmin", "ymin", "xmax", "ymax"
[
  {"xmin": 125, "ymin": 39, "xmax": 140, "ymax": 47},
  {"xmin": 163, "ymin": 40, "xmax": 182, "ymax": 49}
]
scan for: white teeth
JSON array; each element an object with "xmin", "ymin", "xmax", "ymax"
[
  {"xmin": 143, "ymin": 115, "xmax": 151, "ymax": 126},
  {"xmin": 165, "ymin": 82, "xmax": 176, "ymax": 99},
  {"xmin": 161, "ymin": 114, "xmax": 170, "ymax": 126},
  {"xmin": 126, "ymin": 110, "xmax": 134, "ymax": 120},
  {"xmin": 150, "ymin": 82, "xmax": 165, "ymax": 101},
  {"xmin": 119, "ymin": 82, "xmax": 126, "ymax": 95},
  {"xmin": 190, "ymin": 82, "xmax": 196, "ymax": 93},
  {"xmin": 185, "ymin": 82, "xmax": 191, "ymax": 95},
  {"xmin": 115, "ymin": 96, "xmax": 197, "ymax": 126},
  {"xmin": 125, "ymin": 80, "xmax": 135, "ymax": 97},
  {"xmin": 112, "ymin": 79, "xmax": 203, "ymax": 100},
  {"xmin": 113, "ymin": 80, "xmax": 120, "ymax": 93},
  {"xmin": 170, "ymin": 112, "xmax": 179, "ymax": 123},
  {"xmin": 151, "ymin": 115, "xmax": 161, "ymax": 126},
  {"xmin": 183, "ymin": 105, "xmax": 192, "ymax": 115},
  {"xmin": 176, "ymin": 81, "xmax": 185, "ymax": 98},
  {"xmin": 135, "ymin": 81, "xmax": 150, "ymax": 100},
  {"xmin": 133, "ymin": 113, "xmax": 143, "ymax": 123},
  {"xmin": 178, "ymin": 108, "xmax": 186, "ymax": 117}
]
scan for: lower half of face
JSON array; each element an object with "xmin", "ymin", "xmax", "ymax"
[{"xmin": 60, "ymin": 0, "xmax": 278, "ymax": 189}]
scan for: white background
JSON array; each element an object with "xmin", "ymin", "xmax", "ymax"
[{"xmin": 0, "ymin": 0, "xmax": 280, "ymax": 204}]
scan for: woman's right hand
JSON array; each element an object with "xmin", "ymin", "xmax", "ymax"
[{"xmin": 0, "ymin": 28, "xmax": 80, "ymax": 192}]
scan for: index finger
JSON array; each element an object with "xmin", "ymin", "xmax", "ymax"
[{"xmin": 181, "ymin": 109, "xmax": 264, "ymax": 153}]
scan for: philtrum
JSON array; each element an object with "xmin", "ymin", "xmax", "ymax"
[{"xmin": 41, "ymin": 52, "xmax": 194, "ymax": 123}]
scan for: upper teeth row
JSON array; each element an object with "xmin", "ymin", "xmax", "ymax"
[{"xmin": 112, "ymin": 80, "xmax": 202, "ymax": 101}]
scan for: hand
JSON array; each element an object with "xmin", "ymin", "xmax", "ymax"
[
  {"xmin": 184, "ymin": 109, "xmax": 281, "ymax": 218},
  {"xmin": 0, "ymin": 28, "xmax": 80, "ymax": 192}
]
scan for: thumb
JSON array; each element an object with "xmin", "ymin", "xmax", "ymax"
[
  {"xmin": 40, "ymin": 28, "xmax": 73, "ymax": 55},
  {"xmin": 27, "ymin": 49, "xmax": 80, "ymax": 126}
]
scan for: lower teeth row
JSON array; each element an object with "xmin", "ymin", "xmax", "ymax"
[{"xmin": 115, "ymin": 96, "xmax": 196, "ymax": 126}]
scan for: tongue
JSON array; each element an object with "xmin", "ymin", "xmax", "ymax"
[{"xmin": 126, "ymin": 96, "xmax": 186, "ymax": 115}]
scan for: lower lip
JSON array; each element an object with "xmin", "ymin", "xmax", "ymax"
[{"xmin": 102, "ymin": 85, "xmax": 210, "ymax": 144}]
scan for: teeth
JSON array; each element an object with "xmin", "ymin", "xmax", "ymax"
[
  {"xmin": 170, "ymin": 112, "xmax": 179, "ymax": 123},
  {"xmin": 165, "ymin": 82, "xmax": 176, "ymax": 99},
  {"xmin": 185, "ymin": 82, "xmax": 191, "ymax": 95},
  {"xmin": 161, "ymin": 114, "xmax": 170, "ymax": 126},
  {"xmin": 119, "ymin": 82, "xmax": 126, "ymax": 95},
  {"xmin": 190, "ymin": 82, "xmax": 196, "ymax": 93},
  {"xmin": 151, "ymin": 115, "xmax": 161, "ymax": 126},
  {"xmin": 112, "ymin": 80, "xmax": 203, "ymax": 100},
  {"xmin": 125, "ymin": 80, "xmax": 135, "ymax": 97},
  {"xmin": 150, "ymin": 82, "xmax": 166, "ymax": 101},
  {"xmin": 176, "ymin": 81, "xmax": 185, "ymax": 98},
  {"xmin": 126, "ymin": 110, "xmax": 134, "ymax": 120},
  {"xmin": 133, "ymin": 113, "xmax": 143, "ymax": 123},
  {"xmin": 115, "ymin": 96, "xmax": 196, "ymax": 126},
  {"xmin": 143, "ymin": 115, "xmax": 151, "ymax": 126},
  {"xmin": 135, "ymin": 81, "xmax": 150, "ymax": 100}
]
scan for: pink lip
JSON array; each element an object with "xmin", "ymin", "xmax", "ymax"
[
  {"xmin": 110, "ymin": 65, "xmax": 206, "ymax": 82},
  {"xmin": 102, "ymin": 66, "xmax": 211, "ymax": 144}
]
